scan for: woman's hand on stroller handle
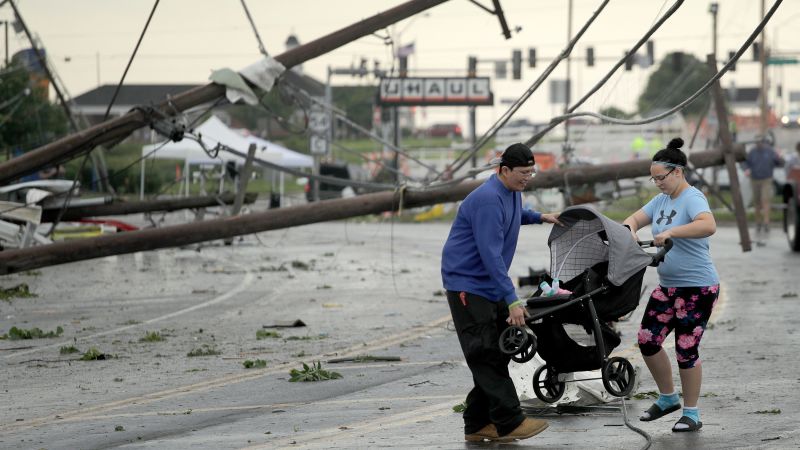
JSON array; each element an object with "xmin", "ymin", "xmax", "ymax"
[{"xmin": 653, "ymin": 230, "xmax": 672, "ymax": 247}]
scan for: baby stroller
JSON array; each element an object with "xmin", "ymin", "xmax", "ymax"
[{"xmin": 498, "ymin": 205, "xmax": 672, "ymax": 403}]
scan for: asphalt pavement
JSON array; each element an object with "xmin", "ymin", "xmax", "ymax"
[{"xmin": 1, "ymin": 217, "xmax": 798, "ymax": 449}]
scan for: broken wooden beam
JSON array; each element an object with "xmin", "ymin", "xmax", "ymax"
[{"xmin": 39, "ymin": 193, "xmax": 258, "ymax": 222}]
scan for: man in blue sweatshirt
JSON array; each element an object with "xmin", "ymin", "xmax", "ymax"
[
  {"xmin": 743, "ymin": 138, "xmax": 784, "ymax": 233},
  {"xmin": 441, "ymin": 143, "xmax": 561, "ymax": 443}
]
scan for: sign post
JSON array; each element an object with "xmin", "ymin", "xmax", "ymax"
[{"xmin": 309, "ymin": 100, "xmax": 330, "ymax": 201}]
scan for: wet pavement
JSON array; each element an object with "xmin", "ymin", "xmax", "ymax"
[{"xmin": 1, "ymin": 216, "xmax": 798, "ymax": 449}]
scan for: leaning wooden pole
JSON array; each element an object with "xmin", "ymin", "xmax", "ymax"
[
  {"xmin": 707, "ymin": 54, "xmax": 752, "ymax": 252},
  {"xmin": 0, "ymin": 147, "xmax": 743, "ymax": 274},
  {"xmin": 0, "ymin": 0, "xmax": 450, "ymax": 184}
]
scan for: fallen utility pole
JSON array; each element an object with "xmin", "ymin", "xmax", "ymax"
[
  {"xmin": 0, "ymin": 0, "xmax": 450, "ymax": 185},
  {"xmin": 0, "ymin": 147, "xmax": 742, "ymax": 274},
  {"xmin": 707, "ymin": 54, "xmax": 751, "ymax": 252},
  {"xmin": 39, "ymin": 193, "xmax": 257, "ymax": 223}
]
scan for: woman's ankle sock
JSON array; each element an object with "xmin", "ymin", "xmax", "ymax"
[
  {"xmin": 655, "ymin": 392, "xmax": 680, "ymax": 410},
  {"xmin": 682, "ymin": 406, "xmax": 700, "ymax": 423}
]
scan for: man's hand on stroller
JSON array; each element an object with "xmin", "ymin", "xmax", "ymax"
[
  {"xmin": 507, "ymin": 303, "xmax": 530, "ymax": 326},
  {"xmin": 541, "ymin": 213, "xmax": 564, "ymax": 227}
]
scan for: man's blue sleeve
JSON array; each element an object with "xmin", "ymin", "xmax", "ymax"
[
  {"xmin": 522, "ymin": 209, "xmax": 542, "ymax": 225},
  {"xmin": 472, "ymin": 204, "xmax": 517, "ymax": 303}
]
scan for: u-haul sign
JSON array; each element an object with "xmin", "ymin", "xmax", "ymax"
[{"xmin": 378, "ymin": 77, "xmax": 493, "ymax": 106}]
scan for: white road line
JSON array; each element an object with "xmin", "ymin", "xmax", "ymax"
[{"xmin": 4, "ymin": 254, "xmax": 255, "ymax": 360}]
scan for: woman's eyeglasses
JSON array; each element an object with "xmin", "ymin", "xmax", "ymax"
[{"xmin": 649, "ymin": 168, "xmax": 675, "ymax": 183}]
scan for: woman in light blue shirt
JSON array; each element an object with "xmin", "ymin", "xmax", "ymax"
[{"xmin": 623, "ymin": 137, "xmax": 719, "ymax": 433}]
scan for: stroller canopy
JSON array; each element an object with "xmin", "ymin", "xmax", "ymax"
[{"xmin": 547, "ymin": 205, "xmax": 653, "ymax": 286}]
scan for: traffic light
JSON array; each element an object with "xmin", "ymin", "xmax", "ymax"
[
  {"xmin": 359, "ymin": 58, "xmax": 368, "ymax": 77},
  {"xmin": 586, "ymin": 47, "xmax": 594, "ymax": 67},
  {"xmin": 624, "ymin": 50, "xmax": 633, "ymax": 71},
  {"xmin": 528, "ymin": 48, "xmax": 536, "ymax": 68},
  {"xmin": 495, "ymin": 61, "xmax": 507, "ymax": 79},
  {"xmin": 672, "ymin": 52, "xmax": 683, "ymax": 72},
  {"xmin": 752, "ymin": 42, "xmax": 760, "ymax": 61},
  {"xmin": 512, "ymin": 49, "xmax": 522, "ymax": 80},
  {"xmin": 728, "ymin": 50, "xmax": 737, "ymax": 71},
  {"xmin": 646, "ymin": 40, "xmax": 655, "ymax": 65},
  {"xmin": 468, "ymin": 56, "xmax": 477, "ymax": 77}
]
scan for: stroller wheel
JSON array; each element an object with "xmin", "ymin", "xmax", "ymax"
[
  {"xmin": 498, "ymin": 326, "xmax": 529, "ymax": 355},
  {"xmin": 510, "ymin": 333, "xmax": 537, "ymax": 364},
  {"xmin": 532, "ymin": 364, "xmax": 565, "ymax": 403},
  {"xmin": 602, "ymin": 356, "xmax": 636, "ymax": 397}
]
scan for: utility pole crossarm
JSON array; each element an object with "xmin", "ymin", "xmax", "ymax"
[{"xmin": 0, "ymin": 0, "xmax": 450, "ymax": 185}]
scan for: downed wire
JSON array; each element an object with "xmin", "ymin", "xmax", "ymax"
[
  {"xmin": 189, "ymin": 133, "xmax": 398, "ymax": 192},
  {"xmin": 440, "ymin": 0, "xmax": 611, "ymax": 180},
  {"xmin": 526, "ymin": 0, "xmax": 783, "ymax": 145},
  {"xmin": 527, "ymin": 0, "xmax": 685, "ymax": 147},
  {"xmin": 283, "ymin": 82, "xmax": 441, "ymax": 176},
  {"xmin": 47, "ymin": 0, "xmax": 161, "ymax": 237}
]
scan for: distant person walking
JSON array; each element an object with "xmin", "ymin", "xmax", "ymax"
[
  {"xmin": 623, "ymin": 137, "xmax": 719, "ymax": 433},
  {"xmin": 742, "ymin": 138, "xmax": 784, "ymax": 234},
  {"xmin": 441, "ymin": 143, "xmax": 561, "ymax": 443}
]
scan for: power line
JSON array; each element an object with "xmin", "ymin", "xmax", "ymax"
[
  {"xmin": 439, "ymin": 0, "xmax": 612, "ymax": 181},
  {"xmin": 240, "ymin": 0, "xmax": 269, "ymax": 57},
  {"xmin": 527, "ymin": 0, "xmax": 783, "ymax": 140},
  {"xmin": 47, "ymin": 0, "xmax": 161, "ymax": 236}
]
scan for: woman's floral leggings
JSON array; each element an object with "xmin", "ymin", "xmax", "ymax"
[{"xmin": 637, "ymin": 284, "xmax": 719, "ymax": 369}]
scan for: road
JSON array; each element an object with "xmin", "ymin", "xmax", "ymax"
[{"xmin": 1, "ymin": 218, "xmax": 798, "ymax": 449}]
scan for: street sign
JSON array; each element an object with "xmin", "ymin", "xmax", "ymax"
[
  {"xmin": 767, "ymin": 57, "xmax": 798, "ymax": 66},
  {"xmin": 377, "ymin": 77, "xmax": 493, "ymax": 106},
  {"xmin": 309, "ymin": 135, "xmax": 328, "ymax": 155},
  {"xmin": 309, "ymin": 108, "xmax": 330, "ymax": 134}
]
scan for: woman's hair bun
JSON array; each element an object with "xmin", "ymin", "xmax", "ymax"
[{"xmin": 667, "ymin": 137, "xmax": 684, "ymax": 150}]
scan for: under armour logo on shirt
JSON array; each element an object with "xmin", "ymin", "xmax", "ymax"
[{"xmin": 657, "ymin": 209, "xmax": 677, "ymax": 225}]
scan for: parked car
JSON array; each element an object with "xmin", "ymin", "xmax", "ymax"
[
  {"xmin": 305, "ymin": 162, "xmax": 369, "ymax": 202},
  {"xmin": 782, "ymin": 164, "xmax": 800, "ymax": 251},
  {"xmin": 426, "ymin": 123, "xmax": 462, "ymax": 138},
  {"xmin": 780, "ymin": 111, "xmax": 800, "ymax": 128},
  {"xmin": 495, "ymin": 118, "xmax": 545, "ymax": 144}
]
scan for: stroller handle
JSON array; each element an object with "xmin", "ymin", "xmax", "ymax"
[{"xmin": 639, "ymin": 238, "xmax": 673, "ymax": 266}]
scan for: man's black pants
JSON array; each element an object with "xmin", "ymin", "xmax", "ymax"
[{"xmin": 446, "ymin": 290, "xmax": 524, "ymax": 436}]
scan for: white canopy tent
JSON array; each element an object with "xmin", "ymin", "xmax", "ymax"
[{"xmin": 140, "ymin": 115, "xmax": 312, "ymax": 200}]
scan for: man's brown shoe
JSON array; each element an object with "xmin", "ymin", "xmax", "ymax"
[
  {"xmin": 495, "ymin": 417, "xmax": 548, "ymax": 442},
  {"xmin": 464, "ymin": 424, "xmax": 499, "ymax": 442}
]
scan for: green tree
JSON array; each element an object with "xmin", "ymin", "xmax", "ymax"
[
  {"xmin": 599, "ymin": 106, "xmax": 634, "ymax": 119},
  {"xmin": 332, "ymin": 85, "xmax": 376, "ymax": 137},
  {"xmin": 0, "ymin": 62, "xmax": 68, "ymax": 158},
  {"xmin": 637, "ymin": 52, "xmax": 712, "ymax": 119}
]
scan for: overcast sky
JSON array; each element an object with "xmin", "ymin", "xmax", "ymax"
[{"xmin": 7, "ymin": 0, "xmax": 800, "ymax": 132}]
